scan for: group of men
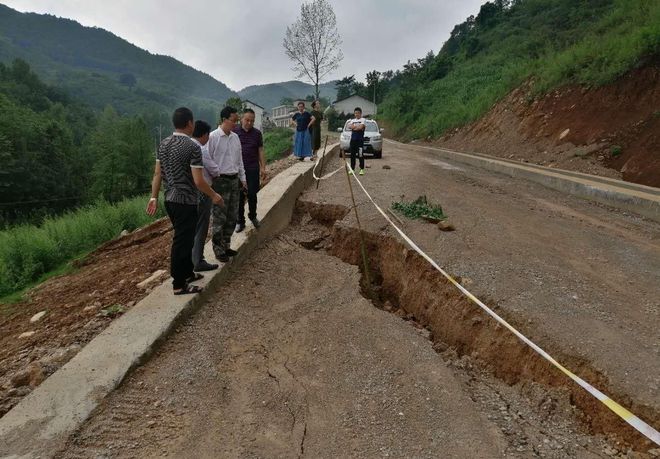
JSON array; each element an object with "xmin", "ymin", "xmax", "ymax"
[{"xmin": 146, "ymin": 106, "xmax": 264, "ymax": 295}]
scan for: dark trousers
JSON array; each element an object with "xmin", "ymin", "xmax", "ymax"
[
  {"xmin": 164, "ymin": 201, "xmax": 198, "ymax": 289},
  {"xmin": 238, "ymin": 168, "xmax": 260, "ymax": 225},
  {"xmin": 350, "ymin": 139, "xmax": 365, "ymax": 171},
  {"xmin": 192, "ymin": 193, "xmax": 213, "ymax": 268}
]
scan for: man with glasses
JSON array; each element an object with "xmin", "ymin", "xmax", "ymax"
[{"xmin": 205, "ymin": 106, "xmax": 247, "ymax": 263}]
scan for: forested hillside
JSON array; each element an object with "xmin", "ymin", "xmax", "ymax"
[
  {"xmin": 375, "ymin": 0, "xmax": 659, "ymax": 140},
  {"xmin": 0, "ymin": 4, "xmax": 236, "ymax": 116},
  {"xmin": 238, "ymin": 80, "xmax": 337, "ymax": 110},
  {"xmin": 0, "ymin": 59, "xmax": 154, "ymax": 225}
]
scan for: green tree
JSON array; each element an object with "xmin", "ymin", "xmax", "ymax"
[
  {"xmin": 335, "ymin": 75, "xmax": 355, "ymax": 100},
  {"xmin": 224, "ymin": 97, "xmax": 244, "ymax": 111}
]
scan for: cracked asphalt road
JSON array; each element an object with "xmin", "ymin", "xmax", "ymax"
[{"xmin": 58, "ymin": 227, "xmax": 508, "ymax": 458}]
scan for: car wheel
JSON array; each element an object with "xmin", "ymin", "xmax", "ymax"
[{"xmin": 373, "ymin": 151, "xmax": 382, "ymax": 159}]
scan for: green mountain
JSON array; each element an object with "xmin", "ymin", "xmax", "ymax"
[
  {"xmin": 377, "ymin": 0, "xmax": 659, "ymax": 140},
  {"xmin": 0, "ymin": 3, "xmax": 236, "ymax": 116},
  {"xmin": 238, "ymin": 80, "xmax": 337, "ymax": 111}
]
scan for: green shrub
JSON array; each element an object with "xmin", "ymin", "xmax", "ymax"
[
  {"xmin": 263, "ymin": 128, "xmax": 294, "ymax": 163},
  {"xmin": 392, "ymin": 196, "xmax": 446, "ymax": 221},
  {"xmin": 0, "ymin": 194, "xmax": 163, "ymax": 297},
  {"xmin": 378, "ymin": 0, "xmax": 660, "ymax": 141}
]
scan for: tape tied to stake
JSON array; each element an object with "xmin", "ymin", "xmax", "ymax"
[{"xmin": 340, "ymin": 160, "xmax": 660, "ymax": 446}]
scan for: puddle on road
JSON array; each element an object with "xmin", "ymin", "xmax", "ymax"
[{"xmin": 424, "ymin": 159, "xmax": 465, "ymax": 171}]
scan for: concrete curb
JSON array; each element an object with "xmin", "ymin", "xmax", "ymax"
[
  {"xmin": 386, "ymin": 139, "xmax": 660, "ymax": 222},
  {"xmin": 0, "ymin": 145, "xmax": 339, "ymax": 458}
]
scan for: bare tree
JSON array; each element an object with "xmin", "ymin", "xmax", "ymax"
[{"xmin": 283, "ymin": 0, "xmax": 343, "ymax": 101}]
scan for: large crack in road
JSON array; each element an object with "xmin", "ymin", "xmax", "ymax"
[{"xmin": 58, "ymin": 141, "xmax": 659, "ymax": 457}]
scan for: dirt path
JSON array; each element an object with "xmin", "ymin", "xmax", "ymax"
[
  {"xmin": 59, "ymin": 216, "xmax": 622, "ymax": 458},
  {"xmin": 0, "ymin": 155, "xmax": 299, "ymax": 418},
  {"xmin": 59, "ymin": 224, "xmax": 508, "ymax": 458},
  {"xmin": 55, "ymin": 140, "xmax": 658, "ymax": 457},
  {"xmin": 304, "ymin": 140, "xmax": 659, "ymax": 448}
]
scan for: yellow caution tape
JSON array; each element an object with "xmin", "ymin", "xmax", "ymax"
[{"xmin": 343, "ymin": 161, "xmax": 660, "ymax": 446}]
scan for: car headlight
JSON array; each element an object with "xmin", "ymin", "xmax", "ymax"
[{"xmin": 371, "ymin": 135, "xmax": 381, "ymax": 140}]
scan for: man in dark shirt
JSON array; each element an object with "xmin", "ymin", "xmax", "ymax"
[
  {"xmin": 347, "ymin": 107, "xmax": 367, "ymax": 175},
  {"xmin": 233, "ymin": 108, "xmax": 266, "ymax": 233},
  {"xmin": 146, "ymin": 107, "xmax": 223, "ymax": 295}
]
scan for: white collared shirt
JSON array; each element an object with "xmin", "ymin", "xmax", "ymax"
[
  {"xmin": 206, "ymin": 127, "xmax": 246, "ymax": 183},
  {"xmin": 191, "ymin": 138, "xmax": 212, "ymax": 185}
]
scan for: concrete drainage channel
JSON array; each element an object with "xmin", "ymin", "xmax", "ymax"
[{"xmin": 293, "ymin": 199, "xmax": 658, "ymax": 455}]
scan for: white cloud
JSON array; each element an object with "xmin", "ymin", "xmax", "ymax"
[{"xmin": 2, "ymin": 0, "xmax": 484, "ymax": 90}]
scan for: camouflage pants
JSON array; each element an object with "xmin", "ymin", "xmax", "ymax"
[{"xmin": 211, "ymin": 176, "xmax": 240, "ymax": 257}]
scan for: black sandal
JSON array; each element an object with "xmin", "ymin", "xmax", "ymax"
[
  {"xmin": 173, "ymin": 284, "xmax": 203, "ymax": 295},
  {"xmin": 186, "ymin": 273, "xmax": 204, "ymax": 283}
]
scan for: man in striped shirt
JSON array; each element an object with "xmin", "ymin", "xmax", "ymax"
[{"xmin": 146, "ymin": 107, "xmax": 223, "ymax": 295}]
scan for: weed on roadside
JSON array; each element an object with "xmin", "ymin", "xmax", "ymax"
[
  {"xmin": 100, "ymin": 304, "xmax": 125, "ymax": 317},
  {"xmin": 392, "ymin": 196, "xmax": 446, "ymax": 221}
]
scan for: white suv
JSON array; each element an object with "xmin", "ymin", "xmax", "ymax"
[{"xmin": 338, "ymin": 119, "xmax": 383, "ymax": 158}]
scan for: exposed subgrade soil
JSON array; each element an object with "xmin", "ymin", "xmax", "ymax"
[
  {"xmin": 0, "ymin": 155, "xmax": 299, "ymax": 418},
  {"xmin": 59, "ymin": 204, "xmax": 635, "ymax": 458},
  {"xmin": 439, "ymin": 60, "xmax": 660, "ymax": 187}
]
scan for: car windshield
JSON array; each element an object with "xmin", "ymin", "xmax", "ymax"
[{"xmin": 343, "ymin": 121, "xmax": 380, "ymax": 132}]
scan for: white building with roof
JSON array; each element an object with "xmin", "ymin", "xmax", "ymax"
[
  {"xmin": 243, "ymin": 100, "xmax": 265, "ymax": 131},
  {"xmin": 331, "ymin": 94, "xmax": 377, "ymax": 117}
]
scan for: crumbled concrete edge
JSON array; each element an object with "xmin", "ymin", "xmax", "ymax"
[
  {"xmin": 388, "ymin": 140, "xmax": 660, "ymax": 222},
  {"xmin": 0, "ymin": 146, "xmax": 339, "ymax": 459}
]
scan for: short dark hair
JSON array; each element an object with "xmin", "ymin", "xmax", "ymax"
[
  {"xmin": 193, "ymin": 120, "xmax": 211, "ymax": 138},
  {"xmin": 297, "ymin": 101, "xmax": 305, "ymax": 107},
  {"xmin": 220, "ymin": 106, "xmax": 238, "ymax": 121},
  {"xmin": 312, "ymin": 100, "xmax": 319, "ymax": 108},
  {"xmin": 172, "ymin": 107, "xmax": 193, "ymax": 129},
  {"xmin": 243, "ymin": 108, "xmax": 255, "ymax": 115},
  {"xmin": 354, "ymin": 107, "xmax": 362, "ymax": 113}
]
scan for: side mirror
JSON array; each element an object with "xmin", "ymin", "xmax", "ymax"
[
  {"xmin": 336, "ymin": 128, "xmax": 343, "ymax": 132},
  {"xmin": 380, "ymin": 128, "xmax": 385, "ymax": 133}
]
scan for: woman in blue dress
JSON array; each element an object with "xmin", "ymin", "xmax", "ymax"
[{"xmin": 290, "ymin": 101, "xmax": 316, "ymax": 161}]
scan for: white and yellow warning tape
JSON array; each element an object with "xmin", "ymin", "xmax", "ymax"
[{"xmin": 340, "ymin": 161, "xmax": 660, "ymax": 446}]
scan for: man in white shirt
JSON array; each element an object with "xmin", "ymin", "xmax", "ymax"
[
  {"xmin": 205, "ymin": 106, "xmax": 247, "ymax": 263},
  {"xmin": 347, "ymin": 107, "xmax": 367, "ymax": 175},
  {"xmin": 190, "ymin": 120, "xmax": 219, "ymax": 272}
]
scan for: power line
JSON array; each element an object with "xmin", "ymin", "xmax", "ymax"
[{"xmin": 0, "ymin": 188, "xmax": 154, "ymax": 207}]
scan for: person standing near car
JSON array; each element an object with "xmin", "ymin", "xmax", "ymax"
[
  {"xmin": 347, "ymin": 107, "xmax": 366, "ymax": 175},
  {"xmin": 146, "ymin": 108, "xmax": 224, "ymax": 295},
  {"xmin": 233, "ymin": 108, "xmax": 266, "ymax": 233}
]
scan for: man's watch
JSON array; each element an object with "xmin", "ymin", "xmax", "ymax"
[{"xmin": 149, "ymin": 197, "xmax": 157, "ymax": 202}]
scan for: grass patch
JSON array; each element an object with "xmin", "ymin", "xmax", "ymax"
[
  {"xmin": 0, "ymin": 194, "xmax": 164, "ymax": 298},
  {"xmin": 101, "ymin": 304, "xmax": 125, "ymax": 317},
  {"xmin": 610, "ymin": 145, "xmax": 623, "ymax": 156},
  {"xmin": 263, "ymin": 128, "xmax": 293, "ymax": 163},
  {"xmin": 392, "ymin": 196, "xmax": 446, "ymax": 221}
]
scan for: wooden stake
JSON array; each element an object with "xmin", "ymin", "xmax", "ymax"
[
  {"xmin": 316, "ymin": 135, "xmax": 329, "ymax": 190},
  {"xmin": 343, "ymin": 160, "xmax": 372, "ymax": 295}
]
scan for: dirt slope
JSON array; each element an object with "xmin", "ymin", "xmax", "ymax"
[
  {"xmin": 0, "ymin": 155, "xmax": 300, "ymax": 418},
  {"xmin": 440, "ymin": 60, "xmax": 660, "ymax": 187}
]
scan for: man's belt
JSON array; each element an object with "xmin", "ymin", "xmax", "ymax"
[{"xmin": 217, "ymin": 173, "xmax": 238, "ymax": 179}]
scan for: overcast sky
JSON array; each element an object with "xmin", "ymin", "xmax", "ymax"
[{"xmin": 2, "ymin": 0, "xmax": 485, "ymax": 91}]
